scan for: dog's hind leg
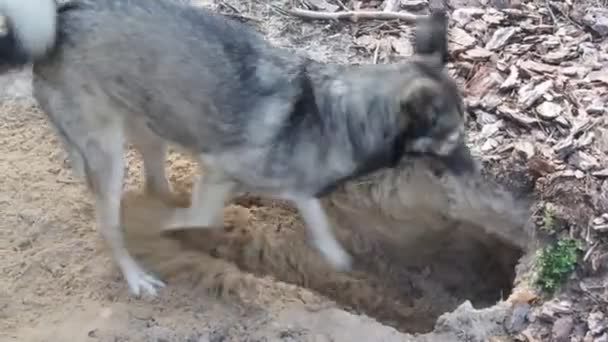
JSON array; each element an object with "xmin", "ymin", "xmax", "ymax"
[
  {"xmin": 163, "ymin": 165, "xmax": 236, "ymax": 231},
  {"xmin": 125, "ymin": 121, "xmax": 173, "ymax": 202},
  {"xmin": 292, "ymin": 197, "xmax": 352, "ymax": 271},
  {"xmin": 35, "ymin": 83, "xmax": 166, "ymax": 296},
  {"xmin": 81, "ymin": 125, "xmax": 166, "ymax": 297}
]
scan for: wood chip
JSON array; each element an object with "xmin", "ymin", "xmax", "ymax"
[
  {"xmin": 481, "ymin": 138, "xmax": 500, "ymax": 152},
  {"xmin": 507, "ymin": 286, "xmax": 539, "ymax": 304},
  {"xmin": 520, "ymin": 23, "xmax": 554, "ymax": 34},
  {"xmin": 389, "ymin": 36, "xmax": 413, "ymax": 56},
  {"xmin": 535, "ymin": 102, "xmax": 563, "ymax": 120},
  {"xmin": 568, "ymin": 151, "xmax": 600, "ymax": 171},
  {"xmin": 587, "ymin": 70, "xmax": 608, "ymax": 85},
  {"xmin": 560, "ymin": 65, "xmax": 590, "ymax": 78},
  {"xmin": 400, "ymin": 0, "xmax": 428, "ymax": 10},
  {"xmin": 514, "ymin": 140, "xmax": 536, "ymax": 159},
  {"xmin": 485, "ymin": 27, "xmax": 517, "ymax": 51},
  {"xmin": 462, "ymin": 47, "xmax": 493, "ymax": 61},
  {"xmin": 504, "ymin": 44, "xmax": 533, "ymax": 56},
  {"xmin": 500, "ymin": 65, "xmax": 520, "ymax": 91},
  {"xmin": 518, "ymin": 80, "xmax": 554, "ymax": 110},
  {"xmin": 528, "ymin": 156, "xmax": 557, "ymax": 176},
  {"xmin": 541, "ymin": 50, "xmax": 574, "ymax": 65},
  {"xmin": 517, "ymin": 60, "xmax": 556, "ymax": 74},
  {"xmin": 479, "ymin": 120, "xmax": 503, "ymax": 139},
  {"xmin": 452, "ymin": 7, "xmax": 484, "ymax": 26},
  {"xmin": 582, "ymin": 7, "xmax": 608, "ymax": 37},
  {"xmin": 306, "ymin": 0, "xmax": 340, "ymax": 12},
  {"xmin": 449, "ymin": 27, "xmax": 477, "ymax": 53},
  {"xmin": 466, "ymin": 66, "xmax": 503, "ymax": 98},
  {"xmin": 482, "ymin": 12, "xmax": 506, "ymax": 25},
  {"xmin": 551, "ymin": 316, "xmax": 574, "ymax": 342},
  {"xmin": 354, "ymin": 35, "xmax": 377, "ymax": 50},
  {"xmin": 520, "ymin": 328, "xmax": 543, "ymax": 342},
  {"xmin": 498, "ymin": 105, "xmax": 540, "ymax": 126},
  {"xmin": 592, "ymin": 169, "xmax": 608, "ymax": 178}
]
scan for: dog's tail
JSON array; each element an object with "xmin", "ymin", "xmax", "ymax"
[
  {"xmin": 0, "ymin": 0, "xmax": 58, "ymax": 68},
  {"xmin": 414, "ymin": 10, "xmax": 449, "ymax": 65}
]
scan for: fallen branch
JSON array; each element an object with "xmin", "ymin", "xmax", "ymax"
[{"xmin": 287, "ymin": 8, "xmax": 422, "ymax": 22}]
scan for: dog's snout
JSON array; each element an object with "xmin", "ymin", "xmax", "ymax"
[
  {"xmin": 437, "ymin": 140, "xmax": 477, "ymax": 175},
  {"xmin": 434, "ymin": 129, "xmax": 462, "ymax": 156}
]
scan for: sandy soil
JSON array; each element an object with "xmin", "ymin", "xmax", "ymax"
[{"xmin": 3, "ymin": 0, "xmax": 605, "ymax": 341}]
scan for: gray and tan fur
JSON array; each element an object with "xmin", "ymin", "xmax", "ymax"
[{"xmin": 0, "ymin": 0, "xmax": 475, "ymax": 297}]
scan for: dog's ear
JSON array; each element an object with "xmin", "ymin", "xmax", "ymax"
[{"xmin": 414, "ymin": 10, "xmax": 449, "ymax": 66}]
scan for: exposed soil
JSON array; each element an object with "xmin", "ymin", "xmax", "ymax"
[{"xmin": 2, "ymin": 0, "xmax": 608, "ymax": 341}]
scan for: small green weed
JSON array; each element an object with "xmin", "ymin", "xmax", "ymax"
[
  {"xmin": 535, "ymin": 237, "xmax": 583, "ymax": 293},
  {"xmin": 540, "ymin": 204, "xmax": 556, "ymax": 234}
]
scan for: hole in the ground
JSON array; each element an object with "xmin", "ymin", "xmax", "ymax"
[
  {"xmin": 121, "ymin": 180, "xmax": 528, "ymax": 335},
  {"xmin": 318, "ymin": 200, "xmax": 526, "ymax": 333}
]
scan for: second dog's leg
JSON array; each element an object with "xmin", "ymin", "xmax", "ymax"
[
  {"xmin": 292, "ymin": 197, "xmax": 352, "ymax": 271},
  {"xmin": 163, "ymin": 168, "xmax": 236, "ymax": 230}
]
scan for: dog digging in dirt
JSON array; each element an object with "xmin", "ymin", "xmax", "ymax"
[{"xmin": 0, "ymin": 0, "xmax": 476, "ymax": 297}]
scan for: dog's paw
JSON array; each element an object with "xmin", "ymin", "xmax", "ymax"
[
  {"xmin": 163, "ymin": 208, "xmax": 222, "ymax": 231},
  {"xmin": 122, "ymin": 262, "xmax": 166, "ymax": 297}
]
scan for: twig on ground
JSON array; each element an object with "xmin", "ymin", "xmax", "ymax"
[
  {"xmin": 217, "ymin": 0, "xmax": 262, "ymax": 23},
  {"xmin": 373, "ymin": 40, "xmax": 381, "ymax": 64},
  {"xmin": 258, "ymin": 1, "xmax": 292, "ymax": 17},
  {"xmin": 287, "ymin": 8, "xmax": 422, "ymax": 22},
  {"xmin": 334, "ymin": 0, "xmax": 350, "ymax": 11},
  {"xmin": 544, "ymin": 0, "xmax": 558, "ymax": 26},
  {"xmin": 56, "ymin": 178, "xmax": 80, "ymax": 184},
  {"xmin": 384, "ymin": 0, "xmax": 401, "ymax": 12},
  {"xmin": 547, "ymin": 1, "xmax": 584, "ymax": 29}
]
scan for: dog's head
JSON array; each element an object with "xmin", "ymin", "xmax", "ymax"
[{"xmin": 391, "ymin": 11, "xmax": 475, "ymax": 175}]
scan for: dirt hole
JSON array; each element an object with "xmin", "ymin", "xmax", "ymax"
[{"xmin": 122, "ymin": 190, "xmax": 525, "ymax": 334}]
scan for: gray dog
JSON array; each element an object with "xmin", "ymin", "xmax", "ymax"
[{"xmin": 0, "ymin": 0, "xmax": 475, "ymax": 297}]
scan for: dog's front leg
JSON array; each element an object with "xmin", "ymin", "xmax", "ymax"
[
  {"xmin": 292, "ymin": 197, "xmax": 352, "ymax": 271},
  {"xmin": 163, "ymin": 168, "xmax": 236, "ymax": 231}
]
